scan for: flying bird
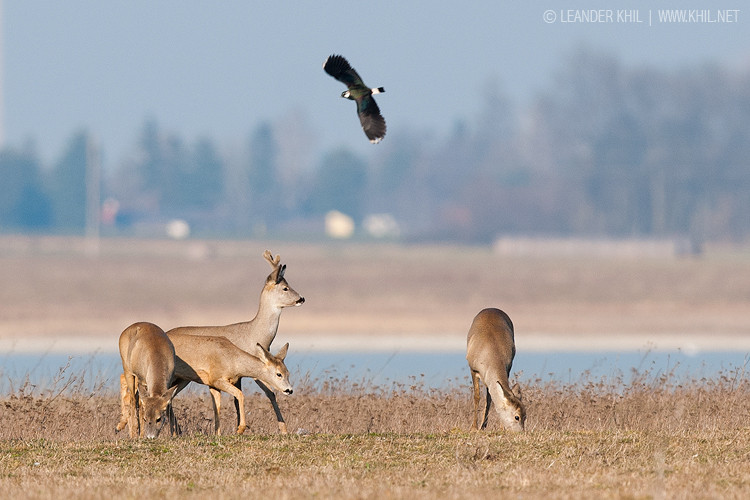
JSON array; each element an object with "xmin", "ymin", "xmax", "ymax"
[{"xmin": 323, "ymin": 54, "xmax": 386, "ymax": 144}]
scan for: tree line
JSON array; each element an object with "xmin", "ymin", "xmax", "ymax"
[{"xmin": 2, "ymin": 48, "xmax": 749, "ymax": 243}]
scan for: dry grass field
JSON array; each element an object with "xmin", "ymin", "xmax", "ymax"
[
  {"xmin": 0, "ymin": 366, "xmax": 749, "ymax": 499},
  {"xmin": 1, "ymin": 235, "xmax": 749, "ymax": 498}
]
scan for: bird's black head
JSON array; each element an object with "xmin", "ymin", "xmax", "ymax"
[{"xmin": 341, "ymin": 90, "xmax": 352, "ymax": 99}]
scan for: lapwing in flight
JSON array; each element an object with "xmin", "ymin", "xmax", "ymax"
[{"xmin": 323, "ymin": 54, "xmax": 386, "ymax": 143}]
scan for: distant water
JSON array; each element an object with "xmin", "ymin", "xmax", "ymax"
[{"xmin": 0, "ymin": 348, "xmax": 747, "ymax": 395}]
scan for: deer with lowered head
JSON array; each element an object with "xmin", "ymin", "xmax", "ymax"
[
  {"xmin": 168, "ymin": 333, "xmax": 293, "ymax": 435},
  {"xmin": 116, "ymin": 322, "xmax": 179, "ymax": 438},
  {"xmin": 166, "ymin": 250, "xmax": 304, "ymax": 433},
  {"xmin": 466, "ymin": 308, "xmax": 526, "ymax": 432}
]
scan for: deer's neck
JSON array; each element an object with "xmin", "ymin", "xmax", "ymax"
[
  {"xmin": 484, "ymin": 367, "xmax": 510, "ymax": 393},
  {"xmin": 250, "ymin": 297, "xmax": 283, "ymax": 349},
  {"xmin": 136, "ymin": 347, "xmax": 172, "ymax": 397},
  {"xmin": 236, "ymin": 352, "xmax": 265, "ymax": 380}
]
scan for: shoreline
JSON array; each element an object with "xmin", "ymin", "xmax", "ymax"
[{"xmin": 1, "ymin": 332, "xmax": 748, "ymax": 355}]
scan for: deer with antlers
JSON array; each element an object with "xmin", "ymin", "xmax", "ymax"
[{"xmin": 166, "ymin": 250, "xmax": 304, "ymax": 433}]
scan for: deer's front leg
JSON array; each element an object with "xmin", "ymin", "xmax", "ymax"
[
  {"xmin": 482, "ymin": 387, "xmax": 492, "ymax": 430},
  {"xmin": 255, "ymin": 379, "xmax": 287, "ymax": 434},
  {"xmin": 125, "ymin": 373, "xmax": 140, "ymax": 438},
  {"xmin": 215, "ymin": 379, "xmax": 246, "ymax": 435},
  {"xmin": 167, "ymin": 379, "xmax": 190, "ymax": 436}
]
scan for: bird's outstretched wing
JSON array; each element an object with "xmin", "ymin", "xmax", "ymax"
[
  {"xmin": 357, "ymin": 96, "xmax": 386, "ymax": 143},
  {"xmin": 323, "ymin": 54, "xmax": 365, "ymax": 90},
  {"xmin": 324, "ymin": 54, "xmax": 386, "ymax": 143}
]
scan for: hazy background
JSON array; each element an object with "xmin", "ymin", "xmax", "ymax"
[{"xmin": 1, "ymin": 1, "xmax": 748, "ymax": 243}]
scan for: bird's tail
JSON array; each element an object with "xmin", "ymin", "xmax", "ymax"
[{"xmin": 372, "ymin": 87, "xmax": 385, "ymax": 94}]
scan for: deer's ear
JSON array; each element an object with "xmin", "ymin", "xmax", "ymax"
[
  {"xmin": 160, "ymin": 396, "xmax": 172, "ymax": 412},
  {"xmin": 275, "ymin": 342, "xmax": 289, "ymax": 361},
  {"xmin": 498, "ymin": 381, "xmax": 512, "ymax": 402},
  {"xmin": 275, "ymin": 264, "xmax": 286, "ymax": 284},
  {"xmin": 512, "ymin": 382, "xmax": 523, "ymax": 401},
  {"xmin": 256, "ymin": 343, "xmax": 271, "ymax": 362},
  {"xmin": 498, "ymin": 381, "xmax": 522, "ymax": 405},
  {"xmin": 164, "ymin": 384, "xmax": 179, "ymax": 402}
]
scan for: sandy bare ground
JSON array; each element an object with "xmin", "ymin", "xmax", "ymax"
[{"xmin": 0, "ymin": 235, "xmax": 748, "ymax": 353}]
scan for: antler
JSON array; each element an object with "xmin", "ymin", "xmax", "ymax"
[
  {"xmin": 263, "ymin": 250, "xmax": 281, "ymax": 269},
  {"xmin": 263, "ymin": 250, "xmax": 285, "ymax": 283}
]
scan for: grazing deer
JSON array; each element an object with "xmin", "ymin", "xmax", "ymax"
[
  {"xmin": 466, "ymin": 308, "xmax": 526, "ymax": 432},
  {"xmin": 166, "ymin": 250, "xmax": 304, "ymax": 433},
  {"xmin": 168, "ymin": 332, "xmax": 293, "ymax": 436},
  {"xmin": 116, "ymin": 322, "xmax": 179, "ymax": 438}
]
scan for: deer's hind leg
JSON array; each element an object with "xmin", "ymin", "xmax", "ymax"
[
  {"xmin": 116, "ymin": 373, "xmax": 130, "ymax": 433},
  {"xmin": 208, "ymin": 387, "xmax": 223, "ymax": 436},
  {"xmin": 470, "ymin": 370, "xmax": 482, "ymax": 430}
]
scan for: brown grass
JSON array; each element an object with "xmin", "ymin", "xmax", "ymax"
[{"xmin": 0, "ymin": 364, "xmax": 749, "ymax": 499}]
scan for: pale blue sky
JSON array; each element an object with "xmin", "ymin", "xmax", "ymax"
[{"xmin": 3, "ymin": 1, "xmax": 748, "ymax": 166}]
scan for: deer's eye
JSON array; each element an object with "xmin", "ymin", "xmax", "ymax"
[
  {"xmin": 515, "ymin": 415, "xmax": 520, "ymax": 421},
  {"xmin": 283, "ymin": 287, "xmax": 289, "ymax": 291},
  {"xmin": 277, "ymin": 372, "xmax": 283, "ymax": 378}
]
